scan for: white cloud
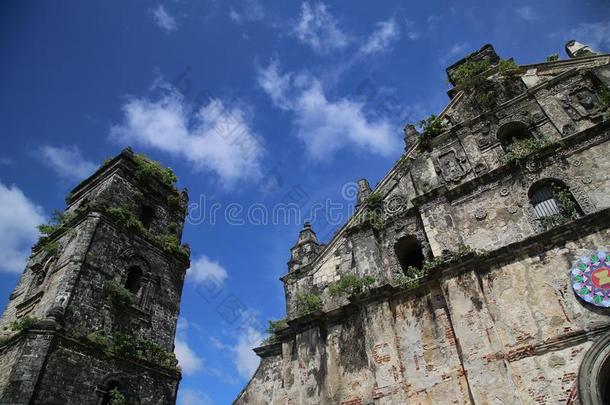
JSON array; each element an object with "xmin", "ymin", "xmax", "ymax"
[
  {"xmin": 441, "ymin": 42, "xmax": 471, "ymax": 65},
  {"xmin": 515, "ymin": 6, "xmax": 538, "ymax": 22},
  {"xmin": 404, "ymin": 18, "xmax": 420, "ymax": 41},
  {"xmin": 449, "ymin": 42, "xmax": 470, "ymax": 56},
  {"xmin": 110, "ymin": 86, "xmax": 264, "ymax": 187},
  {"xmin": 187, "ymin": 255, "xmax": 229, "ymax": 286},
  {"xmin": 174, "ymin": 317, "xmax": 204, "ymax": 376},
  {"xmin": 293, "ymin": 2, "xmax": 349, "ymax": 54},
  {"xmin": 0, "ymin": 181, "xmax": 45, "ymax": 274},
  {"xmin": 232, "ymin": 324, "xmax": 263, "ymax": 379},
  {"xmin": 360, "ymin": 17, "xmax": 400, "ymax": 55},
  {"xmin": 211, "ymin": 311, "xmax": 263, "ymax": 380},
  {"xmin": 566, "ymin": 20, "xmax": 610, "ymax": 53},
  {"xmin": 256, "ymin": 61, "xmax": 294, "ymax": 109},
  {"xmin": 177, "ymin": 388, "xmax": 213, "ymax": 405},
  {"xmin": 228, "ymin": 0, "xmax": 264, "ymax": 24},
  {"xmin": 38, "ymin": 145, "xmax": 97, "ymax": 181},
  {"xmin": 426, "ymin": 14, "xmax": 442, "ymax": 30},
  {"xmin": 257, "ymin": 61, "xmax": 400, "ymax": 160},
  {"xmin": 151, "ymin": 5, "xmax": 177, "ymax": 33}
]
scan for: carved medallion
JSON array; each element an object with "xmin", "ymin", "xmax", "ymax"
[
  {"xmin": 385, "ymin": 195, "xmax": 407, "ymax": 215},
  {"xmin": 571, "ymin": 251, "xmax": 610, "ymax": 307},
  {"xmin": 525, "ymin": 159, "xmax": 540, "ymax": 172},
  {"xmin": 474, "ymin": 209, "xmax": 487, "ymax": 220}
]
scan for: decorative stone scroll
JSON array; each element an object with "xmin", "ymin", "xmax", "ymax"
[{"xmin": 571, "ymin": 251, "xmax": 610, "ymax": 307}]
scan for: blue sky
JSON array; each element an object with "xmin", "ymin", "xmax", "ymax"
[{"xmin": 0, "ymin": 1, "xmax": 609, "ymax": 404}]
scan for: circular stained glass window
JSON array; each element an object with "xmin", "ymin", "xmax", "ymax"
[{"xmin": 571, "ymin": 251, "xmax": 610, "ymax": 307}]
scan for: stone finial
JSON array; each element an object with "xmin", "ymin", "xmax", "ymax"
[
  {"xmin": 289, "ymin": 222, "xmax": 321, "ymax": 272},
  {"xmin": 404, "ymin": 124, "xmax": 420, "ymax": 152},
  {"xmin": 565, "ymin": 40, "xmax": 597, "ymax": 58},
  {"xmin": 297, "ymin": 221, "xmax": 319, "ymax": 245},
  {"xmin": 357, "ymin": 179, "xmax": 372, "ymax": 207}
]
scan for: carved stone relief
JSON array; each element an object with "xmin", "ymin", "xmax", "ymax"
[
  {"xmin": 434, "ymin": 148, "xmax": 472, "ymax": 184},
  {"xmin": 385, "ymin": 195, "xmax": 408, "ymax": 216}
]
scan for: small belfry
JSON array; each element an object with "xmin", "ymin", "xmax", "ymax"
[
  {"xmin": 236, "ymin": 41, "xmax": 610, "ymax": 404},
  {"xmin": 0, "ymin": 148, "xmax": 190, "ymax": 405}
]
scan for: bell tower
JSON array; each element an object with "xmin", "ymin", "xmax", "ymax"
[{"xmin": 0, "ymin": 148, "xmax": 190, "ymax": 405}]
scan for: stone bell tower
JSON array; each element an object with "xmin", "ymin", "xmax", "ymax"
[{"xmin": 0, "ymin": 148, "xmax": 190, "ymax": 405}]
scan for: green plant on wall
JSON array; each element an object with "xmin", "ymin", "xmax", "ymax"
[
  {"xmin": 167, "ymin": 194, "xmax": 182, "ymax": 210},
  {"xmin": 35, "ymin": 209, "xmax": 76, "ymax": 251},
  {"xmin": 496, "ymin": 59, "xmax": 518, "ymax": 74},
  {"xmin": 397, "ymin": 245, "xmax": 473, "ymax": 290},
  {"xmin": 475, "ymin": 90, "xmax": 497, "ymax": 110},
  {"xmin": 75, "ymin": 330, "xmax": 177, "ymax": 370},
  {"xmin": 417, "ymin": 114, "xmax": 447, "ymax": 151},
  {"xmin": 539, "ymin": 186, "xmax": 580, "ymax": 230},
  {"xmin": 499, "ymin": 137, "xmax": 554, "ymax": 165},
  {"xmin": 328, "ymin": 274, "xmax": 375, "ymax": 297},
  {"xmin": 546, "ymin": 54, "xmax": 559, "ymax": 62},
  {"xmin": 108, "ymin": 388, "xmax": 128, "ymax": 405},
  {"xmin": 105, "ymin": 205, "xmax": 189, "ymax": 259},
  {"xmin": 10, "ymin": 316, "xmax": 38, "ymax": 332},
  {"xmin": 452, "ymin": 59, "xmax": 492, "ymax": 87},
  {"xmin": 357, "ymin": 192, "xmax": 385, "ymax": 232},
  {"xmin": 262, "ymin": 319, "xmax": 288, "ymax": 344},
  {"xmin": 133, "ymin": 153, "xmax": 178, "ymax": 190},
  {"xmin": 364, "ymin": 192, "xmax": 384, "ymax": 210},
  {"xmin": 296, "ymin": 293, "xmax": 322, "ymax": 316},
  {"xmin": 397, "ymin": 266, "xmax": 429, "ymax": 290},
  {"xmin": 104, "ymin": 280, "xmax": 132, "ymax": 307}
]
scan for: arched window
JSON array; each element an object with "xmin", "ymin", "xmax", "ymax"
[
  {"xmin": 139, "ymin": 205, "xmax": 155, "ymax": 230},
  {"xmin": 529, "ymin": 180, "xmax": 582, "ymax": 227},
  {"xmin": 124, "ymin": 266, "xmax": 143, "ymax": 295},
  {"xmin": 497, "ymin": 121, "xmax": 532, "ymax": 147},
  {"xmin": 394, "ymin": 236, "xmax": 425, "ymax": 273}
]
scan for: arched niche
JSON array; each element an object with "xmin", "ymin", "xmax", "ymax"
[
  {"xmin": 579, "ymin": 333, "xmax": 610, "ymax": 405},
  {"xmin": 496, "ymin": 121, "xmax": 532, "ymax": 147}
]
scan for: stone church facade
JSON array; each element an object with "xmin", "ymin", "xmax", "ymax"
[
  {"xmin": 236, "ymin": 42, "xmax": 610, "ymax": 404},
  {"xmin": 0, "ymin": 149, "xmax": 190, "ymax": 404}
]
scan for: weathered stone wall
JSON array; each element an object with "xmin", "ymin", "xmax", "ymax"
[
  {"xmin": 29, "ymin": 335, "xmax": 178, "ymax": 405},
  {"xmin": 0, "ymin": 330, "xmax": 55, "ymax": 404},
  {"xmin": 0, "ymin": 216, "xmax": 97, "ymax": 332},
  {"xmin": 238, "ymin": 225, "xmax": 609, "ymax": 404},
  {"xmin": 0, "ymin": 339, "xmax": 23, "ymax": 397},
  {"xmin": 65, "ymin": 216, "xmax": 186, "ymax": 350}
]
